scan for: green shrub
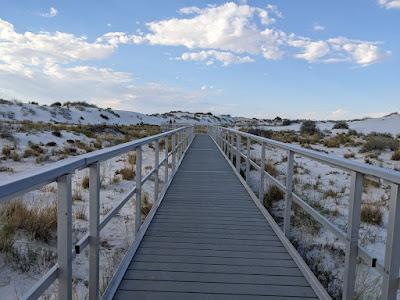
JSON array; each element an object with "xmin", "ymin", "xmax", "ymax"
[
  {"xmin": 361, "ymin": 133, "xmax": 399, "ymax": 152},
  {"xmin": 300, "ymin": 120, "xmax": 319, "ymax": 135},
  {"xmin": 332, "ymin": 121, "xmax": 349, "ymax": 129}
]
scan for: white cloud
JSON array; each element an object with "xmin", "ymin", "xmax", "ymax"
[
  {"xmin": 313, "ymin": 24, "xmax": 325, "ymax": 31},
  {"xmin": 378, "ymin": 0, "xmax": 400, "ymax": 9},
  {"xmin": 137, "ymin": 2, "xmax": 389, "ymax": 67},
  {"xmin": 179, "ymin": 50, "xmax": 254, "ymax": 66},
  {"xmin": 40, "ymin": 7, "xmax": 58, "ymax": 18},
  {"xmin": 0, "ymin": 18, "xmax": 214, "ymax": 113}
]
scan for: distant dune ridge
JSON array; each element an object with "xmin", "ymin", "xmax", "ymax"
[{"xmin": 0, "ymin": 99, "xmax": 399, "ymax": 135}]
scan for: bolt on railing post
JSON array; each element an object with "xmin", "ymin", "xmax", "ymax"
[
  {"xmin": 172, "ymin": 134, "xmax": 176, "ymax": 171},
  {"xmin": 134, "ymin": 146, "xmax": 142, "ymax": 233},
  {"xmin": 283, "ymin": 151, "xmax": 294, "ymax": 236},
  {"xmin": 259, "ymin": 142, "xmax": 265, "ymax": 203},
  {"xmin": 88, "ymin": 162, "xmax": 100, "ymax": 300},
  {"xmin": 246, "ymin": 137, "xmax": 250, "ymax": 184},
  {"xmin": 154, "ymin": 139, "xmax": 159, "ymax": 202},
  {"xmin": 343, "ymin": 171, "xmax": 363, "ymax": 300},
  {"xmin": 382, "ymin": 183, "xmax": 400, "ymax": 300},
  {"xmin": 57, "ymin": 174, "xmax": 72, "ymax": 300},
  {"xmin": 236, "ymin": 134, "xmax": 241, "ymax": 173}
]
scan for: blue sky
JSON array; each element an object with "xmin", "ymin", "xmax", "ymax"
[{"xmin": 0, "ymin": 1, "xmax": 399, "ymax": 119}]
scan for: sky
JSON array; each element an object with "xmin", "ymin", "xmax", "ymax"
[{"xmin": 0, "ymin": 0, "xmax": 399, "ymax": 120}]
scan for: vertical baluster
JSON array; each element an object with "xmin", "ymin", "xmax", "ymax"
[
  {"xmin": 172, "ymin": 134, "xmax": 176, "ymax": 171},
  {"xmin": 89, "ymin": 163, "xmax": 100, "ymax": 300},
  {"xmin": 154, "ymin": 140, "xmax": 159, "ymax": 202},
  {"xmin": 382, "ymin": 183, "xmax": 400, "ymax": 300},
  {"xmin": 236, "ymin": 133, "xmax": 241, "ymax": 173},
  {"xmin": 343, "ymin": 171, "xmax": 363, "ymax": 300},
  {"xmin": 246, "ymin": 137, "xmax": 250, "ymax": 184},
  {"xmin": 283, "ymin": 151, "xmax": 294, "ymax": 236},
  {"xmin": 164, "ymin": 136, "xmax": 169, "ymax": 187},
  {"xmin": 135, "ymin": 147, "xmax": 142, "ymax": 233},
  {"xmin": 57, "ymin": 174, "xmax": 72, "ymax": 300},
  {"xmin": 258, "ymin": 142, "xmax": 265, "ymax": 203}
]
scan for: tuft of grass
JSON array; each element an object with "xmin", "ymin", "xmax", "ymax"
[
  {"xmin": 361, "ymin": 204, "xmax": 382, "ymax": 225},
  {"xmin": 391, "ymin": 150, "xmax": 400, "ymax": 161},
  {"xmin": 116, "ymin": 168, "xmax": 135, "ymax": 180},
  {"xmin": 82, "ymin": 176, "xmax": 90, "ymax": 189},
  {"xmin": 332, "ymin": 121, "xmax": 349, "ymax": 129},
  {"xmin": 141, "ymin": 192, "xmax": 153, "ymax": 218},
  {"xmin": 264, "ymin": 161, "xmax": 279, "ymax": 177},
  {"xmin": 343, "ymin": 152, "xmax": 355, "ymax": 159},
  {"xmin": 323, "ymin": 189, "xmax": 339, "ymax": 199},
  {"xmin": 74, "ymin": 206, "xmax": 87, "ymax": 220},
  {"xmin": 2, "ymin": 145, "xmax": 13, "ymax": 157},
  {"xmin": 127, "ymin": 152, "xmax": 136, "ymax": 165},
  {"xmin": 0, "ymin": 200, "xmax": 57, "ymax": 242},
  {"xmin": 263, "ymin": 185, "xmax": 284, "ymax": 210},
  {"xmin": 72, "ymin": 187, "xmax": 83, "ymax": 201},
  {"xmin": 11, "ymin": 151, "xmax": 20, "ymax": 161}
]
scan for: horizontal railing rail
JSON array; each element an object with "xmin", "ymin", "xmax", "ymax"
[
  {"xmin": 209, "ymin": 126, "xmax": 400, "ymax": 300},
  {"xmin": 0, "ymin": 126, "xmax": 194, "ymax": 300}
]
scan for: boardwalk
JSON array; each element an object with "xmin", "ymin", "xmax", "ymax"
[{"xmin": 114, "ymin": 135, "xmax": 318, "ymax": 299}]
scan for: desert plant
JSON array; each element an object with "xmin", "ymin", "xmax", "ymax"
[
  {"xmin": 332, "ymin": 121, "xmax": 349, "ymax": 129},
  {"xmin": 82, "ymin": 176, "xmax": 90, "ymax": 189},
  {"xmin": 264, "ymin": 161, "xmax": 279, "ymax": 177},
  {"xmin": 361, "ymin": 204, "xmax": 382, "ymax": 225},
  {"xmin": 263, "ymin": 185, "xmax": 284, "ymax": 209},
  {"xmin": 300, "ymin": 120, "xmax": 319, "ymax": 135},
  {"xmin": 116, "ymin": 168, "xmax": 135, "ymax": 180},
  {"xmin": 391, "ymin": 150, "xmax": 400, "ymax": 161},
  {"xmin": 141, "ymin": 192, "xmax": 152, "ymax": 218}
]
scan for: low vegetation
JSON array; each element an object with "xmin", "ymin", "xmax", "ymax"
[
  {"xmin": 361, "ymin": 204, "xmax": 382, "ymax": 225},
  {"xmin": 263, "ymin": 185, "xmax": 284, "ymax": 210}
]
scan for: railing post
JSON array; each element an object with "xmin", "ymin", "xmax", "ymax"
[
  {"xmin": 154, "ymin": 139, "xmax": 159, "ymax": 202},
  {"xmin": 135, "ymin": 146, "xmax": 142, "ymax": 233},
  {"xmin": 229, "ymin": 133, "xmax": 233, "ymax": 162},
  {"xmin": 172, "ymin": 134, "xmax": 176, "ymax": 171},
  {"xmin": 57, "ymin": 174, "xmax": 72, "ymax": 300},
  {"xmin": 246, "ymin": 137, "xmax": 250, "ymax": 184},
  {"xmin": 382, "ymin": 183, "xmax": 400, "ymax": 300},
  {"xmin": 236, "ymin": 134, "xmax": 241, "ymax": 173},
  {"xmin": 259, "ymin": 142, "xmax": 265, "ymax": 203},
  {"xmin": 343, "ymin": 171, "xmax": 363, "ymax": 300},
  {"xmin": 164, "ymin": 136, "xmax": 169, "ymax": 187},
  {"xmin": 283, "ymin": 151, "xmax": 294, "ymax": 236},
  {"xmin": 89, "ymin": 162, "xmax": 100, "ymax": 300}
]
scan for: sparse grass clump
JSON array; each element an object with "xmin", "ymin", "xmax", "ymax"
[
  {"xmin": 343, "ymin": 152, "xmax": 355, "ymax": 159},
  {"xmin": 361, "ymin": 133, "xmax": 399, "ymax": 153},
  {"xmin": 2, "ymin": 145, "xmax": 13, "ymax": 157},
  {"xmin": 263, "ymin": 185, "xmax": 284, "ymax": 210},
  {"xmin": 0, "ymin": 200, "xmax": 57, "ymax": 243},
  {"xmin": 391, "ymin": 150, "xmax": 400, "ymax": 161},
  {"xmin": 127, "ymin": 152, "xmax": 136, "ymax": 165},
  {"xmin": 116, "ymin": 168, "xmax": 135, "ymax": 180},
  {"xmin": 82, "ymin": 176, "xmax": 90, "ymax": 189},
  {"xmin": 323, "ymin": 189, "xmax": 339, "ymax": 199},
  {"xmin": 141, "ymin": 192, "xmax": 153, "ymax": 218},
  {"xmin": 361, "ymin": 204, "xmax": 382, "ymax": 225},
  {"xmin": 264, "ymin": 161, "xmax": 279, "ymax": 177}
]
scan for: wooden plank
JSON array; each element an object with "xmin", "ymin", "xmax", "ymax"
[
  {"xmin": 123, "ymin": 269, "xmax": 310, "ymax": 286},
  {"xmin": 115, "ymin": 290, "xmax": 316, "ymax": 300},
  {"xmin": 128, "ymin": 261, "xmax": 303, "ymax": 276},
  {"xmin": 118, "ymin": 280, "xmax": 316, "ymax": 297}
]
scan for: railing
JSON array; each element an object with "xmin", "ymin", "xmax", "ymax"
[
  {"xmin": 0, "ymin": 126, "xmax": 194, "ymax": 300},
  {"xmin": 209, "ymin": 126, "xmax": 400, "ymax": 300}
]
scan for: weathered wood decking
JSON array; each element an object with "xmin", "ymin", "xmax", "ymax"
[{"xmin": 114, "ymin": 135, "xmax": 318, "ymax": 299}]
